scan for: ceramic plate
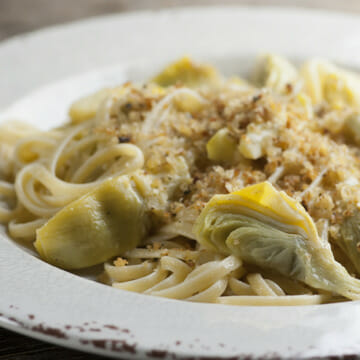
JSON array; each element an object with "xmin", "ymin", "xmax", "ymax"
[{"xmin": 2, "ymin": 7, "xmax": 360, "ymax": 359}]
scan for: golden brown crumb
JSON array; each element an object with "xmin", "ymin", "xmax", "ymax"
[
  {"xmin": 91, "ymin": 82, "xmax": 360, "ymax": 237},
  {"xmin": 113, "ymin": 257, "xmax": 128, "ymax": 267}
]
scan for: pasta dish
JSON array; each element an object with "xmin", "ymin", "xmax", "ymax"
[{"xmin": 2, "ymin": 55, "xmax": 360, "ymax": 306}]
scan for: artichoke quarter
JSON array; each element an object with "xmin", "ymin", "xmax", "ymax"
[
  {"xmin": 35, "ymin": 176, "xmax": 149, "ymax": 270},
  {"xmin": 252, "ymin": 54, "xmax": 300, "ymax": 94},
  {"xmin": 151, "ymin": 56, "xmax": 220, "ymax": 88},
  {"xmin": 194, "ymin": 181, "xmax": 360, "ymax": 300}
]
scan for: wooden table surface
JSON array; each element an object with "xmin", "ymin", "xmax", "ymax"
[{"xmin": 1, "ymin": 0, "xmax": 360, "ymax": 359}]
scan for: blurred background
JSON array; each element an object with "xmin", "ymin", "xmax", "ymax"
[{"xmin": 2, "ymin": 0, "xmax": 360, "ymax": 41}]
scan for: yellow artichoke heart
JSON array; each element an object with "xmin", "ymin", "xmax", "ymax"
[
  {"xmin": 252, "ymin": 54, "xmax": 300, "ymax": 94},
  {"xmin": 206, "ymin": 128, "xmax": 238, "ymax": 163},
  {"xmin": 230, "ymin": 181, "xmax": 319, "ymax": 240},
  {"xmin": 35, "ymin": 176, "xmax": 148, "ymax": 270},
  {"xmin": 194, "ymin": 181, "xmax": 360, "ymax": 300},
  {"xmin": 301, "ymin": 60, "xmax": 360, "ymax": 109},
  {"xmin": 69, "ymin": 87, "xmax": 126, "ymax": 124},
  {"xmin": 151, "ymin": 56, "xmax": 220, "ymax": 87}
]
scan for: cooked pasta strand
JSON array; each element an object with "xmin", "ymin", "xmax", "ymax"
[
  {"xmin": 125, "ymin": 248, "xmax": 199, "ymax": 261},
  {"xmin": 229, "ymin": 278, "xmax": 255, "ymax": 296},
  {"xmin": 104, "ymin": 261, "xmax": 155, "ymax": 282},
  {"xmin": 150, "ymin": 256, "xmax": 241, "ymax": 299},
  {"xmin": 113, "ymin": 266, "xmax": 168, "ymax": 292},
  {"xmin": 217, "ymin": 295, "xmax": 327, "ymax": 306},
  {"xmin": 247, "ymin": 274, "xmax": 277, "ymax": 297},
  {"xmin": 187, "ymin": 279, "xmax": 228, "ymax": 303}
]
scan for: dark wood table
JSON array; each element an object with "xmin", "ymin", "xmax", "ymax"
[{"xmin": 1, "ymin": 0, "xmax": 359, "ymax": 358}]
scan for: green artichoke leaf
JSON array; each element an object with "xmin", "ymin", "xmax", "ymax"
[
  {"xmin": 339, "ymin": 210, "xmax": 360, "ymax": 274},
  {"xmin": 35, "ymin": 176, "xmax": 149, "ymax": 270},
  {"xmin": 206, "ymin": 128, "xmax": 238, "ymax": 164},
  {"xmin": 195, "ymin": 181, "xmax": 360, "ymax": 300},
  {"xmin": 215, "ymin": 214, "xmax": 306, "ymax": 279}
]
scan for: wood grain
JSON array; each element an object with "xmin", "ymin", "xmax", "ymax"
[{"xmin": 0, "ymin": 0, "xmax": 359, "ymax": 358}]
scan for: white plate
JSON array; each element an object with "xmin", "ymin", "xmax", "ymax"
[{"xmin": 2, "ymin": 7, "xmax": 360, "ymax": 359}]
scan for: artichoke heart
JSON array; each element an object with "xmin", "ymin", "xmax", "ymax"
[
  {"xmin": 69, "ymin": 87, "xmax": 127, "ymax": 124},
  {"xmin": 151, "ymin": 56, "xmax": 220, "ymax": 88},
  {"xmin": 252, "ymin": 54, "xmax": 300, "ymax": 94},
  {"xmin": 35, "ymin": 176, "xmax": 148, "ymax": 269},
  {"xmin": 206, "ymin": 128, "xmax": 238, "ymax": 163},
  {"xmin": 338, "ymin": 211, "xmax": 360, "ymax": 274},
  {"xmin": 194, "ymin": 181, "xmax": 360, "ymax": 300}
]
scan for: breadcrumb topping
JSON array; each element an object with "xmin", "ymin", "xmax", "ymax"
[{"xmin": 92, "ymin": 80, "xmax": 360, "ymax": 242}]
